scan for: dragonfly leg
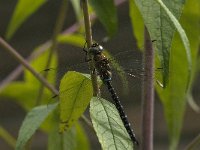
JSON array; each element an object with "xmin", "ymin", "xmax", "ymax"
[
  {"xmin": 151, "ymin": 39, "xmax": 157, "ymax": 43},
  {"xmin": 82, "ymin": 41, "xmax": 87, "ymax": 52},
  {"xmin": 83, "ymin": 41, "xmax": 93, "ymax": 62},
  {"xmin": 92, "ymin": 68, "xmax": 96, "ymax": 74}
]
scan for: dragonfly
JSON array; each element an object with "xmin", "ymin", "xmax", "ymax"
[
  {"xmin": 85, "ymin": 43, "xmax": 140, "ymax": 145},
  {"xmin": 43, "ymin": 42, "xmax": 162, "ymax": 146}
]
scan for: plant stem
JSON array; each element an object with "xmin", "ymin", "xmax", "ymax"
[
  {"xmin": 184, "ymin": 134, "xmax": 200, "ymax": 150},
  {"xmin": 0, "ymin": 37, "xmax": 58, "ymax": 95},
  {"xmin": 0, "ymin": 126, "xmax": 16, "ymax": 148},
  {"xmin": 81, "ymin": 115, "xmax": 93, "ymax": 129},
  {"xmin": 81, "ymin": 0, "xmax": 100, "ymax": 96},
  {"xmin": 35, "ymin": 0, "xmax": 68, "ymax": 106},
  {"xmin": 141, "ymin": 27, "xmax": 154, "ymax": 150}
]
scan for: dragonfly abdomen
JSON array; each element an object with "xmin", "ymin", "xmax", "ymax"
[{"xmin": 106, "ymin": 80, "xmax": 139, "ymax": 145}]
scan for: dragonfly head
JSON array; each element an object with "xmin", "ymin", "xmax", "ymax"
[{"xmin": 89, "ymin": 43, "xmax": 104, "ymax": 54}]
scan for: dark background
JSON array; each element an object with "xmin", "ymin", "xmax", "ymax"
[{"xmin": 0, "ymin": 0, "xmax": 199, "ymax": 150}]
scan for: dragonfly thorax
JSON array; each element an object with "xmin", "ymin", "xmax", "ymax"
[
  {"xmin": 89, "ymin": 43, "xmax": 104, "ymax": 55},
  {"xmin": 88, "ymin": 43, "xmax": 112, "ymax": 82}
]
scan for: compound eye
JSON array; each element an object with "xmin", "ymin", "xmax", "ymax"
[
  {"xmin": 99, "ymin": 45, "xmax": 104, "ymax": 51},
  {"xmin": 99, "ymin": 45, "xmax": 103, "ymax": 51}
]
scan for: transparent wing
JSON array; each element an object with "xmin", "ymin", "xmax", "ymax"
[{"xmin": 42, "ymin": 49, "xmax": 163, "ymax": 97}]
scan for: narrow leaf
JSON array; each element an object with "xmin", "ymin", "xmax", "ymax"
[
  {"xmin": 89, "ymin": 0, "xmax": 118, "ymax": 37},
  {"xmin": 90, "ymin": 97, "xmax": 134, "ymax": 150},
  {"xmin": 174, "ymin": 0, "xmax": 200, "ymax": 112},
  {"xmin": 6, "ymin": 0, "xmax": 47, "ymax": 39},
  {"xmin": 0, "ymin": 82, "xmax": 43, "ymax": 110},
  {"xmin": 75, "ymin": 122, "xmax": 90, "ymax": 150},
  {"xmin": 16, "ymin": 103, "xmax": 58, "ymax": 150},
  {"xmin": 155, "ymin": 0, "xmax": 192, "ymax": 89},
  {"xmin": 156, "ymin": 34, "xmax": 189, "ymax": 150},
  {"xmin": 129, "ymin": 0, "xmax": 144, "ymax": 50},
  {"xmin": 134, "ymin": 0, "xmax": 186, "ymax": 87},
  {"xmin": 57, "ymin": 34, "xmax": 85, "ymax": 47},
  {"xmin": 156, "ymin": 0, "xmax": 199, "ymax": 149},
  {"xmin": 59, "ymin": 71, "xmax": 93, "ymax": 132},
  {"xmin": 70, "ymin": 0, "xmax": 82, "ymax": 22}
]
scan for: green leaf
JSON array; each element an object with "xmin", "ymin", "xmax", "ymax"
[
  {"xmin": 75, "ymin": 122, "xmax": 90, "ymax": 150},
  {"xmin": 181, "ymin": 0, "xmax": 200, "ymax": 112},
  {"xmin": 57, "ymin": 34, "xmax": 85, "ymax": 47},
  {"xmin": 48, "ymin": 124, "xmax": 76, "ymax": 150},
  {"xmin": 48, "ymin": 123, "xmax": 90, "ymax": 150},
  {"xmin": 129, "ymin": 0, "xmax": 144, "ymax": 50},
  {"xmin": 90, "ymin": 97, "xmax": 134, "ymax": 150},
  {"xmin": 16, "ymin": 103, "xmax": 58, "ymax": 150},
  {"xmin": 134, "ymin": 0, "xmax": 187, "ymax": 87},
  {"xmin": 155, "ymin": 0, "xmax": 192, "ymax": 89},
  {"xmin": 156, "ymin": 0, "xmax": 200, "ymax": 149},
  {"xmin": 0, "ymin": 82, "xmax": 40, "ymax": 110},
  {"xmin": 59, "ymin": 71, "xmax": 93, "ymax": 132},
  {"xmin": 156, "ymin": 34, "xmax": 188, "ymax": 150},
  {"xmin": 70, "ymin": 0, "xmax": 82, "ymax": 22},
  {"xmin": 6, "ymin": 0, "xmax": 47, "ymax": 39},
  {"xmin": 89, "ymin": 0, "xmax": 118, "ymax": 37}
]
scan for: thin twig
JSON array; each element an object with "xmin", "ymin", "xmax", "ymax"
[
  {"xmin": 0, "ymin": 125, "xmax": 16, "ymax": 148},
  {"xmin": 184, "ymin": 134, "xmax": 200, "ymax": 150},
  {"xmin": 80, "ymin": 115, "xmax": 93, "ymax": 129},
  {"xmin": 141, "ymin": 27, "xmax": 155, "ymax": 150},
  {"xmin": 0, "ymin": 37, "xmax": 58, "ymax": 95},
  {"xmin": 81, "ymin": 0, "xmax": 100, "ymax": 96},
  {"xmin": 35, "ymin": 0, "xmax": 68, "ymax": 106}
]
